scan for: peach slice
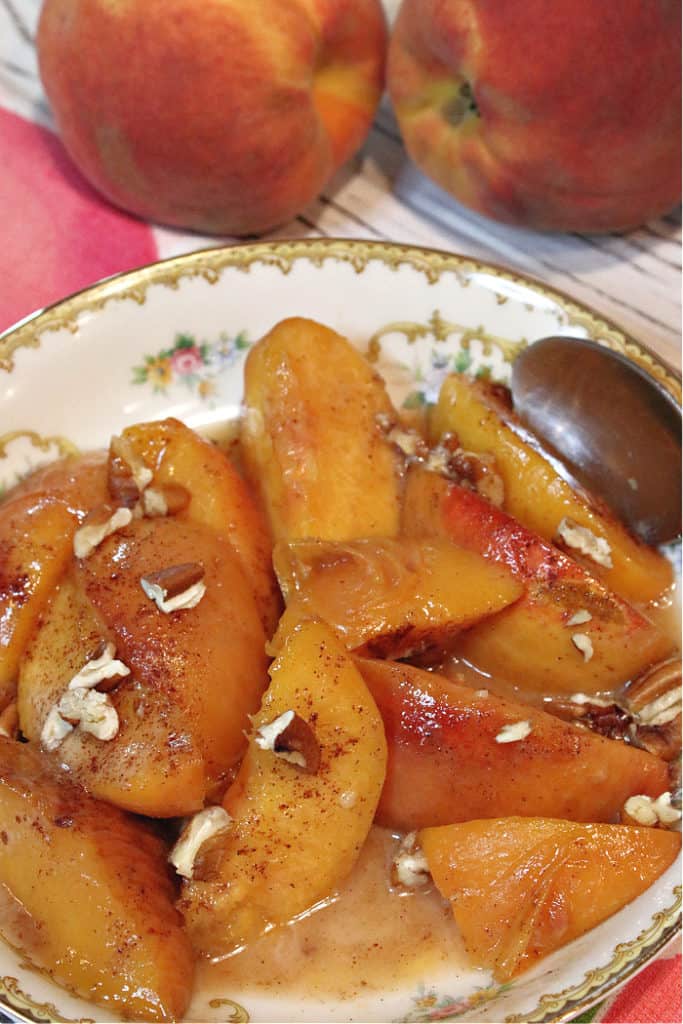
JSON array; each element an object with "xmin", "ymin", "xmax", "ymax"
[
  {"xmin": 270, "ymin": 535, "xmax": 523, "ymax": 659},
  {"xmin": 420, "ymin": 817, "xmax": 681, "ymax": 980},
  {"xmin": 7, "ymin": 450, "xmax": 109, "ymax": 514},
  {"xmin": 123, "ymin": 417, "xmax": 281, "ymax": 637},
  {"xmin": 402, "ymin": 466, "xmax": 672, "ymax": 695},
  {"xmin": 358, "ymin": 658, "xmax": 671, "ymax": 831},
  {"xmin": 0, "ymin": 451, "xmax": 112, "ymax": 705},
  {"xmin": 429, "ymin": 374, "xmax": 672, "ymax": 604},
  {"xmin": 178, "ymin": 619, "xmax": 387, "ymax": 957},
  {"xmin": 18, "ymin": 516, "xmax": 269, "ymax": 816},
  {"xmin": 241, "ymin": 317, "xmax": 403, "ymax": 543},
  {"xmin": 0, "ymin": 494, "xmax": 74, "ymax": 707},
  {"xmin": 0, "ymin": 736, "xmax": 193, "ymax": 1020},
  {"xmin": 18, "ymin": 570, "xmax": 206, "ymax": 815}
]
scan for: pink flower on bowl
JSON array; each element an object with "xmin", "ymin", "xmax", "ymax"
[{"xmin": 171, "ymin": 346, "xmax": 204, "ymax": 376}]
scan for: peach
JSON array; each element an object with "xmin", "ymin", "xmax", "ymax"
[
  {"xmin": 179, "ymin": 620, "xmax": 387, "ymax": 956},
  {"xmin": 402, "ymin": 466, "xmax": 673, "ymax": 696},
  {"xmin": 242, "ymin": 318, "xmax": 403, "ymax": 543},
  {"xmin": 420, "ymin": 818, "xmax": 681, "ymax": 980},
  {"xmin": 271, "ymin": 535, "xmax": 523, "ymax": 659},
  {"xmin": 358, "ymin": 658, "xmax": 671, "ymax": 832},
  {"xmin": 0, "ymin": 453, "xmax": 110, "ymax": 708},
  {"xmin": 388, "ymin": 0, "xmax": 681, "ymax": 232},
  {"xmin": 122, "ymin": 417, "xmax": 281, "ymax": 637},
  {"xmin": 37, "ymin": 0, "xmax": 387, "ymax": 235},
  {"xmin": 428, "ymin": 374, "xmax": 673, "ymax": 605},
  {"xmin": 18, "ymin": 516, "xmax": 269, "ymax": 816},
  {"xmin": 0, "ymin": 495, "xmax": 74, "ymax": 708},
  {"xmin": 0, "ymin": 737, "xmax": 194, "ymax": 1020}
]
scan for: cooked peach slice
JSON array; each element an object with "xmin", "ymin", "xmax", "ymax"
[
  {"xmin": 429, "ymin": 374, "xmax": 672, "ymax": 604},
  {"xmin": 6, "ymin": 450, "xmax": 109, "ymax": 514},
  {"xmin": 420, "ymin": 817, "xmax": 681, "ymax": 980},
  {"xmin": 0, "ymin": 451, "xmax": 113, "ymax": 705},
  {"xmin": 178, "ymin": 619, "xmax": 387, "ymax": 957},
  {"xmin": 0, "ymin": 494, "xmax": 74, "ymax": 707},
  {"xmin": 18, "ymin": 516, "xmax": 269, "ymax": 816},
  {"xmin": 270, "ymin": 536, "xmax": 523, "ymax": 659},
  {"xmin": 403, "ymin": 467, "xmax": 672, "ymax": 695},
  {"xmin": 0, "ymin": 737, "xmax": 193, "ymax": 1020},
  {"xmin": 241, "ymin": 317, "xmax": 402, "ymax": 543},
  {"xmin": 122, "ymin": 417, "xmax": 281, "ymax": 636},
  {"xmin": 358, "ymin": 659, "xmax": 671, "ymax": 831},
  {"xmin": 18, "ymin": 570, "xmax": 206, "ymax": 815}
]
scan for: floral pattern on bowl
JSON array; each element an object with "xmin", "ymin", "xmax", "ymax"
[{"xmin": 132, "ymin": 329, "xmax": 251, "ymax": 401}]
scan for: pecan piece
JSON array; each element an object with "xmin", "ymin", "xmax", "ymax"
[
  {"xmin": 255, "ymin": 710, "xmax": 321, "ymax": 774},
  {"xmin": 73, "ymin": 504, "xmax": 133, "ymax": 558},
  {"xmin": 142, "ymin": 482, "xmax": 191, "ymax": 518},
  {"xmin": 140, "ymin": 562, "xmax": 206, "ymax": 613},
  {"xmin": 107, "ymin": 451, "xmax": 141, "ymax": 508},
  {"xmin": 391, "ymin": 832, "xmax": 431, "ymax": 890},
  {"xmin": 108, "ymin": 434, "xmax": 153, "ymax": 498},
  {"xmin": 429, "ymin": 433, "xmax": 505, "ymax": 507},
  {"xmin": 626, "ymin": 657, "xmax": 681, "ymax": 761}
]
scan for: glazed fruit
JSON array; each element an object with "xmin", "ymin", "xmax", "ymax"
[
  {"xmin": 429, "ymin": 374, "xmax": 673, "ymax": 604},
  {"xmin": 0, "ymin": 737, "xmax": 194, "ymax": 1020},
  {"xmin": 123, "ymin": 416, "xmax": 281, "ymax": 636},
  {"xmin": 0, "ymin": 451, "xmax": 111, "ymax": 705},
  {"xmin": 8, "ymin": 450, "xmax": 109, "ymax": 512},
  {"xmin": 358, "ymin": 658, "xmax": 671, "ymax": 831},
  {"xmin": 420, "ymin": 817, "xmax": 681, "ymax": 979},
  {"xmin": 271, "ymin": 535, "xmax": 523, "ymax": 658},
  {"xmin": 179, "ymin": 619, "xmax": 387, "ymax": 956},
  {"xmin": 18, "ymin": 516, "xmax": 269, "ymax": 815},
  {"xmin": 402, "ymin": 466, "xmax": 672, "ymax": 695},
  {"xmin": 0, "ymin": 495, "xmax": 74, "ymax": 707},
  {"xmin": 242, "ymin": 317, "xmax": 403, "ymax": 542}
]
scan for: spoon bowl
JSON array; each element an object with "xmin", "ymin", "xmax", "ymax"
[{"xmin": 510, "ymin": 336, "xmax": 682, "ymax": 546}]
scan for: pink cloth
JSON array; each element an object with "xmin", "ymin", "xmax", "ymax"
[
  {"xmin": 600, "ymin": 952, "xmax": 682, "ymax": 1024},
  {"xmin": 0, "ymin": 107, "xmax": 157, "ymax": 332}
]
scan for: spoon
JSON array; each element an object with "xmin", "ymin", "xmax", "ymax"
[{"xmin": 510, "ymin": 336, "xmax": 682, "ymax": 546}]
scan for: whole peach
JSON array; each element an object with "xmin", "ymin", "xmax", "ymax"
[
  {"xmin": 38, "ymin": 0, "xmax": 386, "ymax": 235},
  {"xmin": 388, "ymin": 0, "xmax": 681, "ymax": 232}
]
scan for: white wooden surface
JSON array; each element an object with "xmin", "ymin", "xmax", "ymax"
[{"xmin": 1, "ymin": 0, "xmax": 680, "ymax": 368}]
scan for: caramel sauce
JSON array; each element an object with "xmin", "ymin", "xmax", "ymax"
[{"xmin": 193, "ymin": 827, "xmax": 466, "ymax": 1006}]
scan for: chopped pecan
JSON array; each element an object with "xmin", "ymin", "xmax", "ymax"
[
  {"xmin": 255, "ymin": 709, "xmax": 321, "ymax": 774},
  {"xmin": 556, "ymin": 517, "xmax": 613, "ymax": 570},
  {"xmin": 391, "ymin": 832, "xmax": 431, "ymax": 890},
  {"xmin": 140, "ymin": 562, "xmax": 206, "ymax": 613},
  {"xmin": 634, "ymin": 720, "xmax": 681, "ymax": 761},
  {"xmin": 626, "ymin": 656, "xmax": 681, "ymax": 720},
  {"xmin": 107, "ymin": 450, "xmax": 141, "ymax": 508},
  {"xmin": 169, "ymin": 806, "xmax": 232, "ymax": 880},
  {"xmin": 625, "ymin": 656, "xmax": 681, "ymax": 761},
  {"xmin": 547, "ymin": 696, "xmax": 634, "ymax": 742},
  {"xmin": 73, "ymin": 504, "xmax": 133, "ymax": 559},
  {"xmin": 142, "ymin": 562, "xmax": 205, "ymax": 598},
  {"xmin": 142, "ymin": 482, "xmax": 191, "ymax": 518},
  {"xmin": 68, "ymin": 641, "xmax": 130, "ymax": 693},
  {"xmin": 109, "ymin": 434, "xmax": 153, "ymax": 497},
  {"xmin": 433, "ymin": 434, "xmax": 505, "ymax": 507}
]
